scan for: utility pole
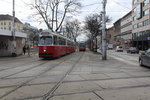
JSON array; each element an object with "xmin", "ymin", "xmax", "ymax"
[
  {"xmin": 12, "ymin": 0, "xmax": 16, "ymax": 56},
  {"xmin": 102, "ymin": 0, "xmax": 107, "ymax": 60}
]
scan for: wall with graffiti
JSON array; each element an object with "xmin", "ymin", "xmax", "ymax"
[{"xmin": 0, "ymin": 41, "xmax": 8, "ymax": 50}]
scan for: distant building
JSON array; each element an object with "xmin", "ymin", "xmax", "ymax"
[
  {"xmin": 120, "ymin": 11, "xmax": 132, "ymax": 49},
  {"xmin": 22, "ymin": 23, "xmax": 39, "ymax": 47},
  {"xmin": 107, "ymin": 26, "xmax": 115, "ymax": 45},
  {"xmin": 132, "ymin": 0, "xmax": 150, "ymax": 50},
  {"xmin": 114, "ymin": 18, "xmax": 121, "ymax": 46},
  {"xmin": 22, "ymin": 23, "xmax": 38, "ymax": 33},
  {"xmin": 0, "ymin": 14, "xmax": 23, "ymax": 32}
]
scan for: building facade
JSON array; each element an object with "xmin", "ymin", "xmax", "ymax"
[
  {"xmin": 120, "ymin": 11, "xmax": 132, "ymax": 49},
  {"xmin": 107, "ymin": 26, "xmax": 115, "ymax": 45},
  {"xmin": 0, "ymin": 29, "xmax": 27, "ymax": 56},
  {"xmin": 0, "ymin": 14, "xmax": 23, "ymax": 32},
  {"xmin": 132, "ymin": 0, "xmax": 150, "ymax": 50},
  {"xmin": 114, "ymin": 19, "xmax": 121, "ymax": 46}
]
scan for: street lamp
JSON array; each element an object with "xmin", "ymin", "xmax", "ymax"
[{"xmin": 12, "ymin": 0, "xmax": 16, "ymax": 56}]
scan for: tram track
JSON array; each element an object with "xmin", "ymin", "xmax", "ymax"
[
  {"xmin": 42, "ymin": 52, "xmax": 84, "ymax": 100},
  {"xmin": 0, "ymin": 62, "xmax": 47, "ymax": 79},
  {"xmin": 0, "ymin": 52, "xmax": 80, "ymax": 99},
  {"xmin": 2, "ymin": 74, "xmax": 150, "ymax": 89},
  {"xmin": 0, "ymin": 55, "xmax": 38, "ymax": 64},
  {"xmin": 0, "ymin": 54, "xmax": 40, "ymax": 71},
  {"xmin": 17, "ymin": 83, "xmax": 150, "ymax": 100},
  {"xmin": 0, "ymin": 58, "xmax": 42, "ymax": 72}
]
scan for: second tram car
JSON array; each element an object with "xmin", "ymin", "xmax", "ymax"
[
  {"xmin": 38, "ymin": 31, "xmax": 75, "ymax": 58},
  {"xmin": 79, "ymin": 43, "xmax": 86, "ymax": 51}
]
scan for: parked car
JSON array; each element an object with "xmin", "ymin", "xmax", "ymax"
[
  {"xmin": 127, "ymin": 47, "xmax": 139, "ymax": 54},
  {"xmin": 115, "ymin": 46, "xmax": 123, "ymax": 52},
  {"xmin": 139, "ymin": 49, "xmax": 150, "ymax": 67},
  {"xmin": 107, "ymin": 44, "xmax": 113, "ymax": 50}
]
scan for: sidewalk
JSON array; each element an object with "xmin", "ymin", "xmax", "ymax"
[
  {"xmin": 49, "ymin": 51, "xmax": 150, "ymax": 100},
  {"xmin": 0, "ymin": 50, "xmax": 38, "ymax": 60}
]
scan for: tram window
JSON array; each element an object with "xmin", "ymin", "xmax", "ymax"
[
  {"xmin": 71, "ymin": 42, "xmax": 73, "ymax": 46},
  {"xmin": 39, "ymin": 36, "xmax": 52, "ymax": 45},
  {"xmin": 59, "ymin": 37, "xmax": 62, "ymax": 45},
  {"xmin": 68, "ymin": 41, "xmax": 71, "ymax": 46},
  {"xmin": 67, "ymin": 41, "xmax": 69, "ymax": 46},
  {"xmin": 53, "ymin": 36, "xmax": 58, "ymax": 45},
  {"xmin": 63, "ymin": 39, "xmax": 66, "ymax": 45},
  {"xmin": 59, "ymin": 37, "xmax": 66, "ymax": 45}
]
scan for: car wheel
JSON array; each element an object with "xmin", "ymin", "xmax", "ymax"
[{"xmin": 139, "ymin": 59, "xmax": 143, "ymax": 66}]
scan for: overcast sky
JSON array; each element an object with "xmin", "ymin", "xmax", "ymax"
[{"xmin": 0, "ymin": 0, "xmax": 132, "ymax": 29}]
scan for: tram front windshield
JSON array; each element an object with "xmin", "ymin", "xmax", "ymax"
[
  {"xmin": 79, "ymin": 43, "xmax": 86, "ymax": 48},
  {"xmin": 39, "ymin": 36, "xmax": 52, "ymax": 45}
]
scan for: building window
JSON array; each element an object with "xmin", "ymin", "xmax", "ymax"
[
  {"xmin": 9, "ymin": 22, "xmax": 11, "ymax": 25},
  {"xmin": 133, "ymin": 16, "xmax": 136, "ymax": 21},
  {"xmin": 133, "ymin": 24, "xmax": 138, "ymax": 29},
  {"xmin": 138, "ymin": 22, "xmax": 143, "ymax": 28},
  {"xmin": 136, "ymin": 4, "xmax": 142, "ymax": 19},
  {"xmin": 143, "ymin": 19, "xmax": 149, "ymax": 26},
  {"xmin": 4, "ymin": 22, "xmax": 6, "ymax": 25},
  {"xmin": 133, "ymin": 8, "xmax": 136, "ymax": 13},
  {"xmin": 1, "ymin": 22, "xmax": 3, "ymax": 25},
  {"xmin": 4, "ymin": 27, "xmax": 6, "ymax": 30},
  {"xmin": 9, "ymin": 27, "xmax": 11, "ymax": 30},
  {"xmin": 143, "ymin": 0, "xmax": 149, "ymax": 6},
  {"xmin": 143, "ymin": 9, "xmax": 149, "ymax": 16}
]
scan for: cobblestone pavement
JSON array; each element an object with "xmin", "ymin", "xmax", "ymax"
[{"xmin": 0, "ymin": 51, "xmax": 150, "ymax": 100}]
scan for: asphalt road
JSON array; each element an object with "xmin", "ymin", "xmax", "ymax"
[
  {"xmin": 108, "ymin": 50, "xmax": 139, "ymax": 66},
  {"xmin": 0, "ymin": 51, "xmax": 150, "ymax": 100}
]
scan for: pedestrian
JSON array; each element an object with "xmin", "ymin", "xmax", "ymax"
[
  {"xmin": 23, "ymin": 45, "xmax": 26, "ymax": 55},
  {"xmin": 27, "ymin": 45, "xmax": 30, "ymax": 56}
]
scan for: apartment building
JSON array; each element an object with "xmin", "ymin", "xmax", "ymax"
[
  {"xmin": 0, "ymin": 14, "xmax": 23, "ymax": 32},
  {"xmin": 120, "ymin": 11, "xmax": 132, "ymax": 49},
  {"xmin": 132, "ymin": 0, "xmax": 150, "ymax": 50}
]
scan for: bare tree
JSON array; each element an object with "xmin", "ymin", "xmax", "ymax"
[
  {"xmin": 65, "ymin": 19, "xmax": 81, "ymax": 44},
  {"xmin": 85, "ymin": 14, "xmax": 102, "ymax": 51},
  {"xmin": 30, "ymin": 0, "xmax": 81, "ymax": 32},
  {"xmin": 85, "ymin": 13, "xmax": 111, "ymax": 51}
]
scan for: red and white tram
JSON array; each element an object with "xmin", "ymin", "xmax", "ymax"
[{"xmin": 38, "ymin": 31, "xmax": 76, "ymax": 58}]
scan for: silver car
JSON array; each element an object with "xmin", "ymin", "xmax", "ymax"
[
  {"xmin": 139, "ymin": 49, "xmax": 150, "ymax": 67},
  {"xmin": 115, "ymin": 46, "xmax": 123, "ymax": 52}
]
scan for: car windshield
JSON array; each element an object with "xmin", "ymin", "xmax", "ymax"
[{"xmin": 39, "ymin": 36, "xmax": 52, "ymax": 45}]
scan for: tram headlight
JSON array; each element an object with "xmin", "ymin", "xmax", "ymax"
[{"xmin": 44, "ymin": 50, "xmax": 46, "ymax": 52}]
